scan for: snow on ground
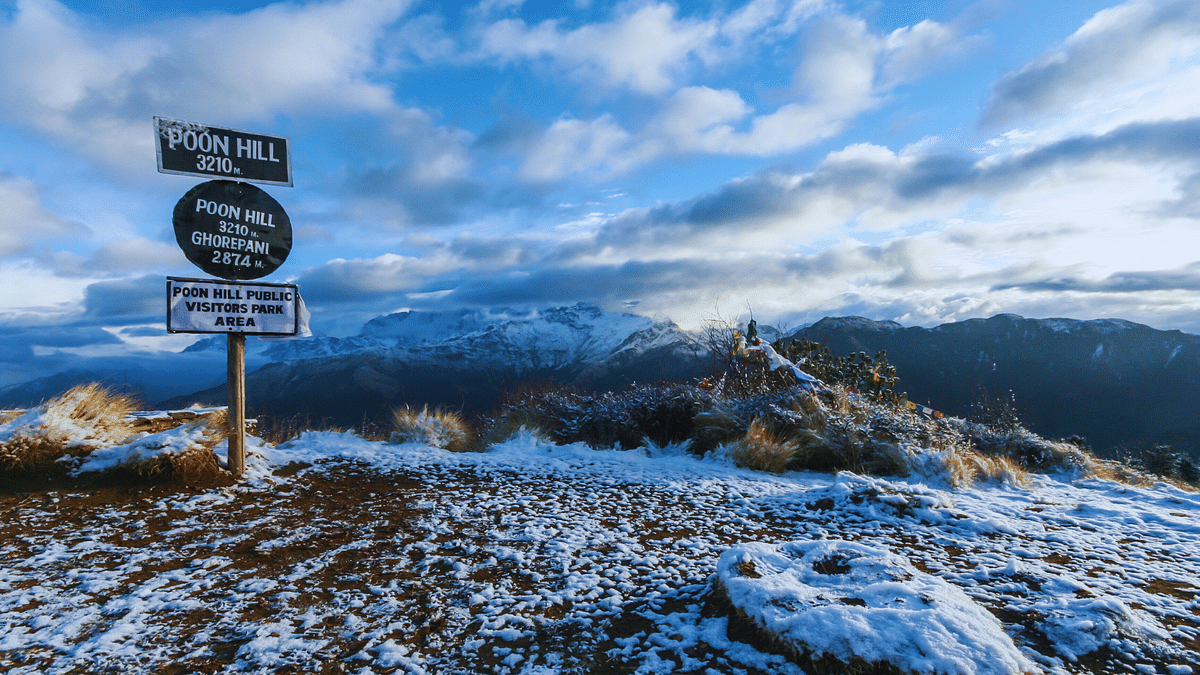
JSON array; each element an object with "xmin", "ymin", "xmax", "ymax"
[{"xmin": 1, "ymin": 432, "xmax": 1198, "ymax": 674}]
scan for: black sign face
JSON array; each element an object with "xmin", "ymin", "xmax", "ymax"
[
  {"xmin": 155, "ymin": 117, "xmax": 292, "ymax": 187},
  {"xmin": 173, "ymin": 181, "xmax": 292, "ymax": 280}
]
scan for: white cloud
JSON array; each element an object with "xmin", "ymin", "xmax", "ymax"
[
  {"xmin": 479, "ymin": 3, "xmax": 716, "ymax": 94},
  {"xmin": 720, "ymin": 0, "xmax": 826, "ymax": 44},
  {"xmin": 44, "ymin": 238, "xmax": 187, "ymax": 278},
  {"xmin": 508, "ymin": 9, "xmax": 985, "ymax": 179},
  {"xmin": 519, "ymin": 114, "xmax": 633, "ymax": 181},
  {"xmin": 0, "ymin": 0, "xmax": 414, "ymax": 170},
  {"xmin": 880, "ymin": 18, "xmax": 986, "ymax": 88},
  {"xmin": 0, "ymin": 174, "xmax": 85, "ymax": 258},
  {"xmin": 297, "ymin": 252, "xmax": 461, "ymax": 302},
  {"xmin": 982, "ymin": 0, "xmax": 1200, "ymax": 129}
]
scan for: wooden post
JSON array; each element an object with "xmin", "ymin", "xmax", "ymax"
[{"xmin": 227, "ymin": 332, "xmax": 246, "ymax": 478}]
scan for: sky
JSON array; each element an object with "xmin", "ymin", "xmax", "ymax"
[{"xmin": 2, "ymin": 0, "xmax": 1200, "ymax": 372}]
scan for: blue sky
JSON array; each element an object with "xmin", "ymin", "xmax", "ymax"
[{"xmin": 1, "ymin": 0, "xmax": 1199, "ymax": 376}]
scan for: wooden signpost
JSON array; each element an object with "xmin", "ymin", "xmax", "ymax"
[{"xmin": 158, "ymin": 117, "xmax": 296, "ymax": 477}]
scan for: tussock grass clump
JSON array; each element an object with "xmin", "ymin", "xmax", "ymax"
[
  {"xmin": 946, "ymin": 418, "xmax": 1098, "ymax": 476},
  {"xmin": 948, "ymin": 450, "xmax": 1033, "ymax": 488},
  {"xmin": 0, "ymin": 384, "xmax": 138, "ymax": 476},
  {"xmin": 724, "ymin": 419, "xmax": 798, "ymax": 473},
  {"xmin": 695, "ymin": 386, "xmax": 915, "ymax": 477},
  {"xmin": 390, "ymin": 406, "xmax": 475, "ymax": 452}
]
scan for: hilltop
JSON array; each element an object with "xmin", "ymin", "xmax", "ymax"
[
  {"xmin": 1, "ymin": 355, "xmax": 1198, "ymax": 674},
  {"xmin": 2, "ymin": 430, "xmax": 1198, "ymax": 674}
]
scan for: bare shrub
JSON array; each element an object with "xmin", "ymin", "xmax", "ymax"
[
  {"xmin": 390, "ymin": 406, "xmax": 475, "ymax": 452},
  {"xmin": 495, "ymin": 381, "xmax": 711, "ymax": 450},
  {"xmin": 257, "ymin": 413, "xmax": 346, "ymax": 445},
  {"xmin": 968, "ymin": 386, "xmax": 1023, "ymax": 433}
]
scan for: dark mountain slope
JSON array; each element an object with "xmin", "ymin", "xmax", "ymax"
[{"xmin": 792, "ymin": 314, "xmax": 1200, "ymax": 455}]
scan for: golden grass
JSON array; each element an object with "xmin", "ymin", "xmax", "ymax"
[
  {"xmin": 390, "ymin": 406, "xmax": 475, "ymax": 452},
  {"xmin": 0, "ymin": 384, "xmax": 139, "ymax": 475},
  {"xmin": 0, "ymin": 435, "xmax": 71, "ymax": 474},
  {"xmin": 726, "ymin": 419, "xmax": 798, "ymax": 473},
  {"xmin": 947, "ymin": 450, "xmax": 1033, "ymax": 488}
]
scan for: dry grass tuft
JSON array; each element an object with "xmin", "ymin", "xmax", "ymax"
[
  {"xmin": 0, "ymin": 384, "xmax": 139, "ymax": 476},
  {"xmin": 390, "ymin": 406, "xmax": 476, "ymax": 452},
  {"xmin": 726, "ymin": 419, "xmax": 798, "ymax": 473},
  {"xmin": 54, "ymin": 382, "xmax": 139, "ymax": 424},
  {"xmin": 951, "ymin": 450, "xmax": 1033, "ymax": 488},
  {"xmin": 0, "ymin": 435, "xmax": 74, "ymax": 475}
]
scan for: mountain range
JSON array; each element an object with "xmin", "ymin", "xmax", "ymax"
[
  {"xmin": 4, "ymin": 304, "xmax": 1197, "ymax": 457},
  {"xmin": 165, "ymin": 303, "xmax": 703, "ymax": 424}
]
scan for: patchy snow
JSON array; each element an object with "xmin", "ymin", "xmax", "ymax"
[
  {"xmin": 2, "ymin": 433, "xmax": 1198, "ymax": 674},
  {"xmin": 70, "ymin": 422, "xmax": 214, "ymax": 474},
  {"xmin": 742, "ymin": 341, "xmax": 822, "ymax": 389},
  {"xmin": 717, "ymin": 539, "xmax": 1035, "ymax": 675}
]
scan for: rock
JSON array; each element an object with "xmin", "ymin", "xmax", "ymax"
[{"xmin": 714, "ymin": 539, "xmax": 1039, "ymax": 675}]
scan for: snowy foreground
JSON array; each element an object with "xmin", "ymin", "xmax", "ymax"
[{"xmin": 2, "ymin": 432, "xmax": 1199, "ymax": 674}]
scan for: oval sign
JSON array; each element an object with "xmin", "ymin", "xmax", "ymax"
[{"xmin": 173, "ymin": 180, "xmax": 292, "ymax": 280}]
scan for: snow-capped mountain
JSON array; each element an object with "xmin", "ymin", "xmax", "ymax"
[
  {"xmin": 182, "ymin": 303, "xmax": 697, "ymax": 370},
  {"xmin": 162, "ymin": 303, "xmax": 705, "ymax": 423},
  {"xmin": 394, "ymin": 303, "xmax": 691, "ymax": 371},
  {"xmin": 9, "ymin": 307, "xmax": 1200, "ymax": 460}
]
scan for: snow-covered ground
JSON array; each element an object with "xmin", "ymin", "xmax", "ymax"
[{"xmin": 2, "ymin": 432, "xmax": 1198, "ymax": 674}]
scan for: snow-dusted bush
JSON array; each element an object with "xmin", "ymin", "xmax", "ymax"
[
  {"xmin": 390, "ymin": 406, "xmax": 475, "ymax": 452},
  {"xmin": 945, "ymin": 418, "xmax": 1099, "ymax": 476},
  {"xmin": 696, "ymin": 315, "xmax": 902, "ymax": 403},
  {"xmin": 696, "ymin": 386, "xmax": 916, "ymax": 476},
  {"xmin": 492, "ymin": 382, "xmax": 712, "ymax": 450}
]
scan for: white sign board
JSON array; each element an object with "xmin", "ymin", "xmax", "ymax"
[{"xmin": 167, "ymin": 277, "xmax": 298, "ymax": 335}]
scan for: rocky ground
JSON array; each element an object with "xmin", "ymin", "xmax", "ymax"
[{"xmin": 1, "ymin": 432, "xmax": 1198, "ymax": 674}]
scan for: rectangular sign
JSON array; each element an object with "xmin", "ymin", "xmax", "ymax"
[
  {"xmin": 154, "ymin": 117, "xmax": 292, "ymax": 187},
  {"xmin": 167, "ymin": 277, "xmax": 299, "ymax": 335}
]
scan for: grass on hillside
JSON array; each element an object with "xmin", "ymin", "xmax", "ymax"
[{"xmin": 480, "ymin": 330, "xmax": 1195, "ymax": 491}]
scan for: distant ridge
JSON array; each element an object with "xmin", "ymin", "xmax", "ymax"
[
  {"xmin": 791, "ymin": 314, "xmax": 1200, "ymax": 456},
  {"xmin": 162, "ymin": 303, "xmax": 703, "ymax": 423},
  {"xmin": 11, "ymin": 308, "xmax": 1199, "ymax": 458}
]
